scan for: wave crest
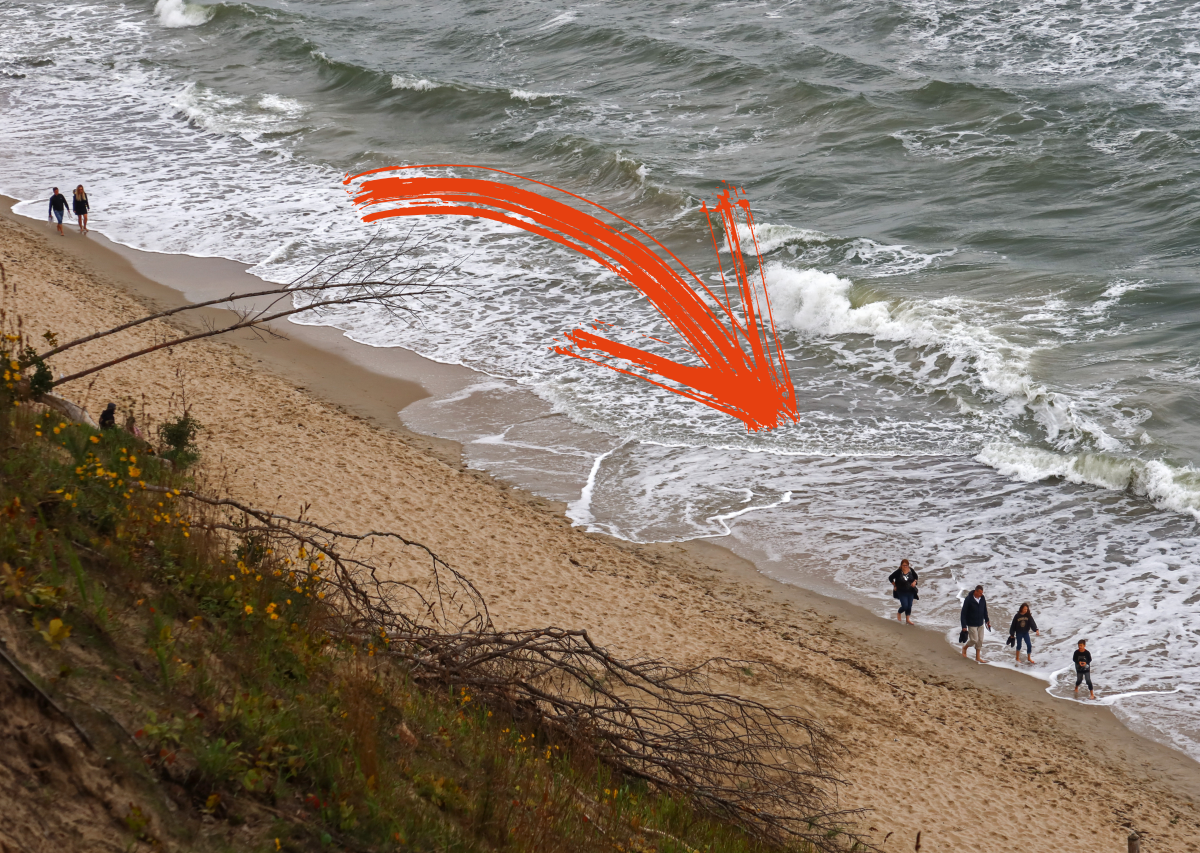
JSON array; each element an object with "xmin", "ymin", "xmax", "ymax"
[
  {"xmin": 154, "ymin": 0, "xmax": 212, "ymax": 28},
  {"xmin": 977, "ymin": 443, "xmax": 1200, "ymax": 521}
]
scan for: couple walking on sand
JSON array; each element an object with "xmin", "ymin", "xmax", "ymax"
[
  {"xmin": 959, "ymin": 585, "xmax": 1040, "ymax": 664},
  {"xmin": 47, "ymin": 185, "xmax": 90, "ymax": 235}
]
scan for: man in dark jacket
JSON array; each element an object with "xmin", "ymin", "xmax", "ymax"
[
  {"xmin": 48, "ymin": 187, "xmax": 69, "ymax": 236},
  {"xmin": 960, "ymin": 585, "xmax": 991, "ymax": 663}
]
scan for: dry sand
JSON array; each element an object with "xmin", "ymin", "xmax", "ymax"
[{"xmin": 4, "ymin": 199, "xmax": 1200, "ymax": 852}]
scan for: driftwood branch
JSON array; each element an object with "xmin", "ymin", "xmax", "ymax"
[{"xmin": 40, "ymin": 233, "xmax": 467, "ymax": 389}]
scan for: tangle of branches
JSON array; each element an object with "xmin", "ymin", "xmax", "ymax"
[{"xmin": 163, "ymin": 486, "xmax": 873, "ymax": 852}]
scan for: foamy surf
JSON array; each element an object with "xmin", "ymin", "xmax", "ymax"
[
  {"xmin": 762, "ymin": 262, "xmax": 1121, "ymax": 449},
  {"xmin": 978, "ymin": 443, "xmax": 1200, "ymax": 521},
  {"xmin": 154, "ymin": 0, "xmax": 211, "ymax": 28},
  {"xmin": 734, "ymin": 222, "xmax": 956, "ymax": 277},
  {"xmin": 391, "ymin": 75, "xmax": 442, "ymax": 91}
]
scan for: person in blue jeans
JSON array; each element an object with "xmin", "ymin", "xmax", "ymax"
[
  {"xmin": 888, "ymin": 559, "xmax": 919, "ymax": 625},
  {"xmin": 1074, "ymin": 640, "xmax": 1095, "ymax": 700},
  {"xmin": 1007, "ymin": 602, "xmax": 1040, "ymax": 664},
  {"xmin": 47, "ymin": 187, "xmax": 69, "ymax": 236}
]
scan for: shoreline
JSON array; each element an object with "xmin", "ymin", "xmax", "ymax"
[
  {"xmin": 0, "ymin": 198, "xmax": 1126, "ymax": 717},
  {"xmin": 5, "ymin": 197, "xmax": 1200, "ymax": 850}
]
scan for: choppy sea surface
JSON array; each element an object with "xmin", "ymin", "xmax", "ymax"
[{"xmin": 3, "ymin": 0, "xmax": 1200, "ymax": 757}]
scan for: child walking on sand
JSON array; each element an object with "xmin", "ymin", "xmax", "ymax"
[
  {"xmin": 1073, "ymin": 640, "xmax": 1095, "ymax": 700},
  {"xmin": 1008, "ymin": 602, "xmax": 1040, "ymax": 664}
]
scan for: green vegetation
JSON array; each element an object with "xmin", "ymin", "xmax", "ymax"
[
  {"xmin": 156, "ymin": 411, "xmax": 203, "ymax": 468},
  {"xmin": 0, "ymin": 399, "xmax": 834, "ymax": 851}
]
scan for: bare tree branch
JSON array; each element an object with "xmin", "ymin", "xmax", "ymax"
[
  {"xmin": 153, "ymin": 485, "xmax": 874, "ymax": 852},
  {"xmin": 38, "ymin": 233, "xmax": 469, "ymax": 389}
]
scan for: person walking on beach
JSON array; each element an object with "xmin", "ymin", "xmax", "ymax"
[
  {"xmin": 960, "ymin": 585, "xmax": 991, "ymax": 663},
  {"xmin": 1008, "ymin": 602, "xmax": 1040, "ymax": 664},
  {"xmin": 888, "ymin": 558, "xmax": 919, "ymax": 625},
  {"xmin": 1073, "ymin": 639, "xmax": 1095, "ymax": 700},
  {"xmin": 47, "ymin": 187, "xmax": 69, "ymax": 236},
  {"xmin": 72, "ymin": 185, "xmax": 90, "ymax": 233}
]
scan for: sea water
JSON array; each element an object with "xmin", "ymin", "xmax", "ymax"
[{"xmin": 2, "ymin": 0, "xmax": 1199, "ymax": 757}]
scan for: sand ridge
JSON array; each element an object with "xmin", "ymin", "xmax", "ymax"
[{"xmin": 3, "ymin": 204, "xmax": 1200, "ymax": 851}]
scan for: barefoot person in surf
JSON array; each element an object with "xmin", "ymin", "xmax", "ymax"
[
  {"xmin": 888, "ymin": 558, "xmax": 919, "ymax": 625},
  {"xmin": 1008, "ymin": 602, "xmax": 1040, "ymax": 664},
  {"xmin": 47, "ymin": 187, "xmax": 69, "ymax": 235},
  {"xmin": 1074, "ymin": 640, "xmax": 1095, "ymax": 700},
  {"xmin": 960, "ymin": 585, "xmax": 991, "ymax": 663},
  {"xmin": 73, "ymin": 184, "xmax": 90, "ymax": 233}
]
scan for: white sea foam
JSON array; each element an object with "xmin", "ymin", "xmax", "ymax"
[
  {"xmin": 171, "ymin": 83, "xmax": 311, "ymax": 147},
  {"xmin": 900, "ymin": 0, "xmax": 1200, "ymax": 111},
  {"xmin": 734, "ymin": 221, "xmax": 832, "ymax": 254},
  {"xmin": 1082, "ymin": 278, "xmax": 1150, "ymax": 318},
  {"xmin": 976, "ymin": 444, "xmax": 1200, "ymax": 521},
  {"xmin": 258, "ymin": 93, "xmax": 305, "ymax": 114},
  {"xmin": 734, "ymin": 222, "xmax": 954, "ymax": 276},
  {"xmin": 510, "ymin": 88, "xmax": 557, "ymax": 102},
  {"xmin": 154, "ymin": 0, "xmax": 212, "ymax": 29},
  {"xmin": 390, "ymin": 75, "xmax": 440, "ymax": 91},
  {"xmin": 763, "ymin": 263, "xmax": 1134, "ymax": 456}
]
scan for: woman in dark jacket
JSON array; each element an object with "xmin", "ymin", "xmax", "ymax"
[
  {"xmin": 887, "ymin": 559, "xmax": 919, "ymax": 625},
  {"xmin": 1008, "ymin": 602, "xmax": 1040, "ymax": 664},
  {"xmin": 72, "ymin": 185, "xmax": 89, "ymax": 233}
]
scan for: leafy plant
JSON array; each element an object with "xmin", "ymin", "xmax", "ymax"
[
  {"xmin": 157, "ymin": 412, "xmax": 202, "ymax": 468},
  {"xmin": 35, "ymin": 616, "xmax": 71, "ymax": 649},
  {"xmin": 21, "ymin": 346, "xmax": 53, "ymax": 397}
]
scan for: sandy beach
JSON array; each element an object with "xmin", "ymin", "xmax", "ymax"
[{"xmin": 4, "ymin": 198, "xmax": 1200, "ymax": 851}]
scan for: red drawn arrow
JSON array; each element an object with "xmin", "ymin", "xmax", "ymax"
[{"xmin": 345, "ymin": 165, "xmax": 797, "ymax": 431}]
